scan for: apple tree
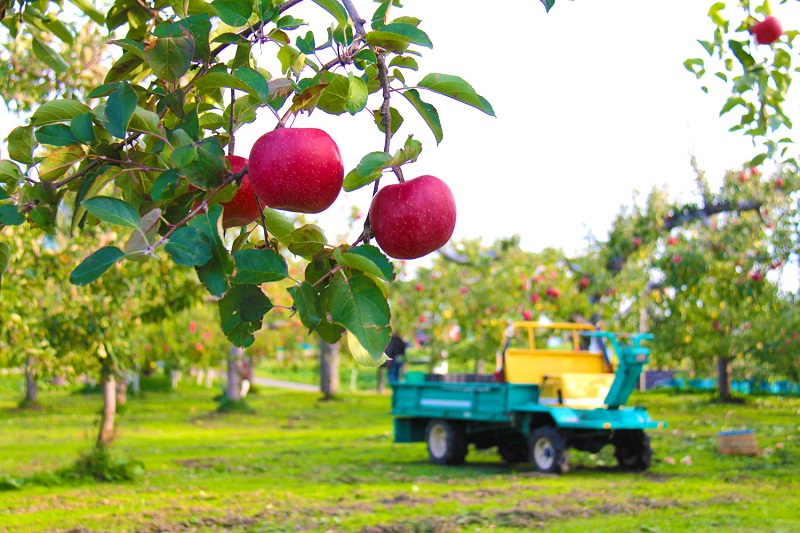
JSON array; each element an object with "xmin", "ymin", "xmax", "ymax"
[
  {"xmin": 685, "ymin": 1, "xmax": 798, "ymax": 166},
  {"xmin": 0, "ymin": 0, "xmax": 504, "ymax": 370}
]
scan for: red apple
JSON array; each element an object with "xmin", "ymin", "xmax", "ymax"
[
  {"xmin": 750, "ymin": 272, "xmax": 764, "ymax": 282},
  {"xmin": 738, "ymin": 172, "xmax": 748, "ymax": 183},
  {"xmin": 545, "ymin": 287, "xmax": 560, "ymax": 298},
  {"xmin": 418, "ymin": 315, "xmax": 426, "ymax": 323},
  {"xmin": 219, "ymin": 155, "xmax": 263, "ymax": 229},
  {"xmin": 530, "ymin": 294, "xmax": 540, "ymax": 304},
  {"xmin": 750, "ymin": 167, "xmax": 761, "ymax": 176},
  {"xmin": 633, "ymin": 236, "xmax": 642, "ymax": 248},
  {"xmin": 248, "ymin": 128, "xmax": 343, "ymax": 213},
  {"xmin": 750, "ymin": 16, "xmax": 783, "ymax": 45},
  {"xmin": 713, "ymin": 321, "xmax": 722, "ymax": 331},
  {"xmin": 414, "ymin": 283, "xmax": 424, "ymax": 292},
  {"xmin": 667, "ymin": 236, "xmax": 678, "ymax": 246},
  {"xmin": 579, "ymin": 277, "xmax": 590, "ymax": 289},
  {"xmin": 522, "ymin": 310, "xmax": 533, "ymax": 321},
  {"xmin": 776, "ymin": 178, "xmax": 786, "ymax": 188},
  {"xmin": 672, "ymin": 254, "xmax": 682, "ymax": 264},
  {"xmin": 459, "ymin": 286, "xmax": 468, "ymax": 294},
  {"xmin": 369, "ymin": 175, "xmax": 456, "ymax": 260}
]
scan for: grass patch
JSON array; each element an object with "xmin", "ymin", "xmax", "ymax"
[{"xmin": 0, "ymin": 381, "xmax": 797, "ymax": 532}]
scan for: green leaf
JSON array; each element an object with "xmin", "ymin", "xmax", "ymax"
[
  {"xmin": 165, "ymin": 226, "xmax": 213, "ymax": 266},
  {"xmin": 36, "ymin": 124, "xmax": 80, "ymax": 147},
  {"xmin": 31, "ymin": 36, "xmax": 69, "ymax": 73},
  {"xmin": 376, "ymin": 23, "xmax": 432, "ymax": 48},
  {"xmin": 38, "ymin": 145, "xmax": 85, "ymax": 182},
  {"xmin": 194, "ymin": 72, "xmax": 258, "ymax": 98},
  {"xmin": 178, "ymin": 14, "xmax": 211, "ymax": 62},
  {"xmin": 539, "ymin": 0, "xmax": 555, "ymax": 12},
  {"xmin": 129, "ymin": 107, "xmax": 165, "ymax": 138},
  {"xmin": 218, "ymin": 284, "xmax": 272, "ymax": 347},
  {"xmin": 289, "ymin": 224, "xmax": 327, "ymax": 259},
  {"xmin": 748, "ymin": 153, "xmax": 768, "ymax": 167},
  {"xmin": 296, "ymin": 31, "xmax": 316, "ymax": 54},
  {"xmin": 311, "ymin": 0, "xmax": 348, "ymax": 27},
  {"xmin": 151, "ymin": 169, "xmax": 181, "ymax": 201},
  {"xmin": 335, "ymin": 244, "xmax": 395, "ymax": 281},
  {"xmin": 82, "ymin": 196, "xmax": 141, "ymax": 229},
  {"xmin": 356, "ymin": 151, "xmax": 392, "ymax": 177},
  {"xmin": 231, "ymin": 248, "xmax": 289, "ymax": 284},
  {"xmin": 0, "ymin": 242, "xmax": 9, "ymax": 290},
  {"xmin": 102, "ymin": 82, "xmax": 138, "ymax": 139},
  {"xmin": 70, "ymin": 113, "xmax": 95, "ymax": 144},
  {"xmin": 68, "ymin": 0, "xmax": 106, "ymax": 24},
  {"xmin": 0, "ymin": 205, "xmax": 25, "ymax": 226},
  {"xmin": 683, "ymin": 58, "xmax": 705, "ymax": 79},
  {"xmin": 110, "ymin": 39, "xmax": 145, "ymax": 59},
  {"xmin": 386, "ymin": 135, "xmax": 422, "ymax": 168},
  {"xmin": 123, "ymin": 208, "xmax": 161, "ymax": 259},
  {"xmin": 326, "ymin": 274, "xmax": 391, "ymax": 359},
  {"xmin": 189, "ymin": 204, "xmax": 233, "ymax": 297},
  {"xmin": 363, "ymin": 30, "xmax": 412, "ymax": 53},
  {"xmin": 729, "ymin": 40, "xmax": 754, "ymax": 70},
  {"xmin": 8, "ymin": 126, "xmax": 35, "ymax": 165},
  {"xmin": 234, "ymin": 67, "xmax": 270, "ymax": 102},
  {"xmin": 69, "ymin": 246, "xmax": 125, "ymax": 286},
  {"xmin": 400, "ymin": 89, "xmax": 442, "ymax": 144},
  {"xmin": 32, "ymin": 99, "xmax": 91, "ymax": 125},
  {"xmin": 347, "ymin": 330, "xmax": 389, "ymax": 368},
  {"xmin": 288, "ymin": 281, "xmax": 323, "ymax": 331},
  {"xmin": 371, "ymin": 0, "xmax": 390, "ymax": 29},
  {"xmin": 418, "ymin": 73, "xmax": 495, "ymax": 116},
  {"xmin": 277, "ymin": 15, "xmax": 306, "ymax": 30},
  {"xmin": 104, "ymin": 52, "xmax": 144, "ymax": 84},
  {"xmin": 263, "ymin": 207, "xmax": 294, "ymax": 247},
  {"xmin": 211, "ymin": 0, "xmax": 252, "ymax": 27},
  {"xmin": 171, "ymin": 137, "xmax": 226, "ymax": 189},
  {"xmin": 345, "ymin": 73, "xmax": 368, "ymax": 114},
  {"xmin": 389, "ymin": 56, "xmax": 419, "ymax": 71},
  {"xmin": 146, "ymin": 25, "xmax": 195, "ymax": 82},
  {"xmin": 372, "ymin": 106, "xmax": 404, "ymax": 140}
]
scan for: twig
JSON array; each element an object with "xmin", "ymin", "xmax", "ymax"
[
  {"xmin": 148, "ymin": 166, "xmax": 248, "ymax": 253},
  {"xmin": 228, "ymin": 88, "xmax": 236, "ymax": 156}
]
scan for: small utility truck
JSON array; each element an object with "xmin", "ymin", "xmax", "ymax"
[{"xmin": 391, "ymin": 321, "xmax": 665, "ymax": 474}]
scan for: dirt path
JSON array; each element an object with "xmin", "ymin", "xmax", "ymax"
[{"xmin": 251, "ymin": 376, "xmax": 319, "ymax": 393}]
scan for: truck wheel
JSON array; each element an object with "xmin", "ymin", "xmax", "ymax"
[
  {"xmin": 529, "ymin": 427, "xmax": 569, "ymax": 474},
  {"xmin": 498, "ymin": 434, "xmax": 529, "ymax": 464},
  {"xmin": 614, "ymin": 430, "xmax": 652, "ymax": 472},
  {"xmin": 425, "ymin": 419, "xmax": 467, "ymax": 465}
]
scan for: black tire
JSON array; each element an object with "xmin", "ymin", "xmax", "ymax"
[
  {"xmin": 425, "ymin": 419, "xmax": 467, "ymax": 465},
  {"xmin": 498, "ymin": 433, "xmax": 529, "ymax": 464},
  {"xmin": 614, "ymin": 430, "xmax": 652, "ymax": 472},
  {"xmin": 529, "ymin": 426, "xmax": 569, "ymax": 474}
]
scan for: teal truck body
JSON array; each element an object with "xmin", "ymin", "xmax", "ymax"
[{"xmin": 391, "ymin": 325, "xmax": 665, "ymax": 473}]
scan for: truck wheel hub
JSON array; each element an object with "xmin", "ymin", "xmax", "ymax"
[{"xmin": 534, "ymin": 438, "xmax": 554, "ymax": 469}]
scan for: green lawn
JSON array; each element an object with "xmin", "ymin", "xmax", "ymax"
[{"xmin": 0, "ymin": 377, "xmax": 798, "ymax": 533}]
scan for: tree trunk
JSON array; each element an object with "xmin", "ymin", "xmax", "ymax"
[
  {"xmin": 376, "ymin": 365, "xmax": 385, "ymax": 394},
  {"xmin": 226, "ymin": 346, "xmax": 243, "ymax": 401},
  {"xmin": 97, "ymin": 367, "xmax": 117, "ymax": 448},
  {"xmin": 131, "ymin": 372, "xmax": 140, "ymax": 395},
  {"xmin": 24, "ymin": 356, "xmax": 39, "ymax": 405},
  {"xmin": 475, "ymin": 359, "xmax": 486, "ymax": 374},
  {"xmin": 319, "ymin": 339, "xmax": 340, "ymax": 400},
  {"xmin": 115, "ymin": 375, "xmax": 128, "ymax": 406},
  {"xmin": 170, "ymin": 370, "xmax": 181, "ymax": 389},
  {"xmin": 717, "ymin": 355, "xmax": 733, "ymax": 402},
  {"xmin": 205, "ymin": 368, "xmax": 215, "ymax": 388}
]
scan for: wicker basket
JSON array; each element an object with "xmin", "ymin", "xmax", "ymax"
[{"xmin": 717, "ymin": 411, "xmax": 759, "ymax": 455}]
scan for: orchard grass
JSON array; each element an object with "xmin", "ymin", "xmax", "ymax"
[{"xmin": 0, "ymin": 375, "xmax": 797, "ymax": 533}]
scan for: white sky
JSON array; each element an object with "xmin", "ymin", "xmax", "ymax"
[{"xmin": 3, "ymin": 0, "xmax": 798, "ymax": 259}]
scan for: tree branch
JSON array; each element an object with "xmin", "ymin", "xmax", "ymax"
[
  {"xmin": 665, "ymin": 199, "xmax": 764, "ymax": 230},
  {"xmin": 148, "ymin": 166, "xmax": 249, "ymax": 254}
]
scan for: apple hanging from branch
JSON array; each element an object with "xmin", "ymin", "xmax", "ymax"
[
  {"xmin": 220, "ymin": 155, "xmax": 263, "ymax": 229},
  {"xmin": 249, "ymin": 128, "xmax": 344, "ymax": 214},
  {"xmin": 369, "ymin": 175, "xmax": 457, "ymax": 260}
]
